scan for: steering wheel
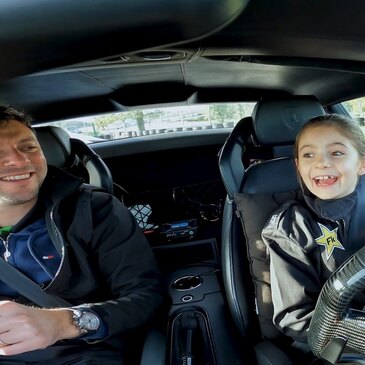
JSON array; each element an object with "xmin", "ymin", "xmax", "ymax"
[{"xmin": 308, "ymin": 245, "xmax": 365, "ymax": 364}]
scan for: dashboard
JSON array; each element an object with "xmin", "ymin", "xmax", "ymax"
[{"xmin": 92, "ymin": 131, "xmax": 229, "ymax": 248}]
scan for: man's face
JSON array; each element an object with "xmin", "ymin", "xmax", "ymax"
[
  {"xmin": 0, "ymin": 120, "xmax": 47, "ymax": 207},
  {"xmin": 296, "ymin": 125, "xmax": 365, "ymax": 200}
]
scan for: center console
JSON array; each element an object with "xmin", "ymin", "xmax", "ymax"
[{"xmin": 152, "ymin": 238, "xmax": 247, "ymax": 365}]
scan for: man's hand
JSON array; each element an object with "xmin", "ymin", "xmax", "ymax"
[{"xmin": 0, "ymin": 300, "xmax": 80, "ymax": 356}]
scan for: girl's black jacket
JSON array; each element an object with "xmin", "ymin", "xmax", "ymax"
[
  {"xmin": 19, "ymin": 166, "xmax": 165, "ymax": 348},
  {"xmin": 262, "ymin": 181, "xmax": 364, "ymax": 342}
]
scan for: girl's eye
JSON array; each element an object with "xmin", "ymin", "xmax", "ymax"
[
  {"xmin": 332, "ymin": 151, "xmax": 344, "ymax": 157},
  {"xmin": 302, "ymin": 152, "xmax": 314, "ymax": 158}
]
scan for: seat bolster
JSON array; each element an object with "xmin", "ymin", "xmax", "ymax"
[
  {"xmin": 71, "ymin": 138, "xmax": 114, "ymax": 194},
  {"xmin": 254, "ymin": 340, "xmax": 294, "ymax": 365},
  {"xmin": 221, "ymin": 199, "xmax": 257, "ymax": 337},
  {"xmin": 243, "ymin": 158, "xmax": 298, "ymax": 194},
  {"xmin": 218, "ymin": 116, "xmax": 253, "ymax": 199}
]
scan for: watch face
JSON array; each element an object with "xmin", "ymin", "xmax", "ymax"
[{"xmin": 79, "ymin": 312, "xmax": 100, "ymax": 331}]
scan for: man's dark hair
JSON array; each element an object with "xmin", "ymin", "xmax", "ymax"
[{"xmin": 0, "ymin": 105, "xmax": 34, "ymax": 130}]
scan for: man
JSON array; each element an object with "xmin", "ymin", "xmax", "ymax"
[{"xmin": 0, "ymin": 106, "xmax": 165, "ymax": 364}]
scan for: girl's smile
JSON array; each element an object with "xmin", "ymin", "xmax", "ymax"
[{"xmin": 296, "ymin": 125, "xmax": 365, "ymax": 200}]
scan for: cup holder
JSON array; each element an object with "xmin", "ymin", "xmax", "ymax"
[{"xmin": 172, "ymin": 275, "xmax": 203, "ymax": 291}]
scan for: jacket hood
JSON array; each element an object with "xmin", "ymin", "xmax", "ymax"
[{"xmin": 41, "ymin": 165, "xmax": 84, "ymax": 204}]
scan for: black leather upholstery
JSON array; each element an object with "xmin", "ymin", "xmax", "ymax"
[
  {"xmin": 219, "ymin": 116, "xmax": 253, "ymax": 199},
  {"xmin": 35, "ymin": 125, "xmax": 114, "ymax": 194},
  {"xmin": 251, "ymin": 97, "xmax": 326, "ymax": 146},
  {"xmin": 218, "ymin": 96, "xmax": 326, "ymax": 363},
  {"xmin": 35, "ymin": 125, "xmax": 75, "ymax": 168},
  {"xmin": 219, "ymin": 96, "xmax": 325, "ymax": 201},
  {"xmin": 71, "ymin": 138, "xmax": 114, "ymax": 194}
]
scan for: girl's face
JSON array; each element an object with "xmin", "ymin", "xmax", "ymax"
[{"xmin": 295, "ymin": 125, "xmax": 365, "ymax": 200}]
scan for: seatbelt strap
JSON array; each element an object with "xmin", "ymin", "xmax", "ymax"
[
  {"xmin": 0, "ymin": 257, "xmax": 71, "ymax": 308},
  {"xmin": 348, "ymin": 177, "xmax": 365, "ymax": 251}
]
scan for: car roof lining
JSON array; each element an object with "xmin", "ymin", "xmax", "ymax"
[
  {"xmin": 2, "ymin": 0, "xmax": 365, "ymax": 122},
  {"xmin": 3, "ymin": 59, "xmax": 365, "ymax": 122},
  {"xmin": 0, "ymin": 0, "xmax": 248, "ymax": 79}
]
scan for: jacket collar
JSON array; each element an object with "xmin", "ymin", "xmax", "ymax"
[
  {"xmin": 12, "ymin": 166, "xmax": 84, "ymax": 231},
  {"xmin": 302, "ymin": 180, "xmax": 357, "ymax": 221},
  {"xmin": 40, "ymin": 165, "xmax": 84, "ymax": 204}
]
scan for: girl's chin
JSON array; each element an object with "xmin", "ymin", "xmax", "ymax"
[{"xmin": 308, "ymin": 186, "xmax": 337, "ymax": 200}]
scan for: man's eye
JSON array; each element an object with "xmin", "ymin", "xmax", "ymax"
[{"xmin": 19, "ymin": 145, "xmax": 39, "ymax": 152}]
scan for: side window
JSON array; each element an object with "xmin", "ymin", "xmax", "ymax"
[{"xmin": 342, "ymin": 97, "xmax": 365, "ymax": 127}]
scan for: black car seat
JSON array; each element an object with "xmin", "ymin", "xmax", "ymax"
[
  {"xmin": 34, "ymin": 125, "xmax": 114, "ymax": 194},
  {"xmin": 34, "ymin": 125, "xmax": 166, "ymax": 365},
  {"xmin": 218, "ymin": 96, "xmax": 326, "ymax": 364}
]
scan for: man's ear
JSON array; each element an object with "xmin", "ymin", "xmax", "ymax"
[{"xmin": 358, "ymin": 158, "xmax": 365, "ymax": 176}]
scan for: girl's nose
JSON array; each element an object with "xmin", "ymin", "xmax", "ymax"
[{"xmin": 315, "ymin": 154, "xmax": 331, "ymax": 168}]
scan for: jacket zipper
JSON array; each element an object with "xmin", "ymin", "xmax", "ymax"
[
  {"xmin": 0, "ymin": 233, "xmax": 13, "ymax": 262},
  {"xmin": 43, "ymin": 206, "xmax": 65, "ymax": 290},
  {"xmin": 335, "ymin": 218, "xmax": 345, "ymax": 240},
  {"xmin": 26, "ymin": 229, "xmax": 54, "ymax": 280}
]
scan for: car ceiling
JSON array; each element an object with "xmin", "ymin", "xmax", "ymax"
[{"xmin": 1, "ymin": 0, "xmax": 365, "ymax": 123}]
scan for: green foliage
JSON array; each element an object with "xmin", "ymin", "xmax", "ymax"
[
  {"xmin": 94, "ymin": 110, "xmax": 148, "ymax": 133},
  {"xmin": 94, "ymin": 113, "xmax": 121, "ymax": 130},
  {"xmin": 209, "ymin": 104, "xmax": 232, "ymax": 123},
  {"xmin": 209, "ymin": 103, "xmax": 254, "ymax": 124},
  {"xmin": 343, "ymin": 97, "xmax": 365, "ymax": 116}
]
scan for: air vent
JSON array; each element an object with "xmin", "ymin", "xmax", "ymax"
[
  {"xmin": 53, "ymin": 49, "xmax": 194, "ymax": 73},
  {"xmin": 102, "ymin": 50, "xmax": 188, "ymax": 64}
]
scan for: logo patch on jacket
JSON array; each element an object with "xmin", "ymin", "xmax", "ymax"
[{"xmin": 315, "ymin": 223, "xmax": 344, "ymax": 260}]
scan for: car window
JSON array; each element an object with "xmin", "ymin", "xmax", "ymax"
[
  {"xmin": 34, "ymin": 102, "xmax": 256, "ymax": 144},
  {"xmin": 342, "ymin": 96, "xmax": 365, "ymax": 128}
]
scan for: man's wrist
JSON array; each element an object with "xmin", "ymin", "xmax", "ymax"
[
  {"xmin": 49, "ymin": 308, "xmax": 81, "ymax": 340},
  {"xmin": 65, "ymin": 307, "xmax": 101, "ymax": 335},
  {"xmin": 51, "ymin": 306, "xmax": 106, "ymax": 341}
]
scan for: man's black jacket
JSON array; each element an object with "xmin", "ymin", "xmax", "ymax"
[{"xmin": 28, "ymin": 166, "xmax": 165, "ymax": 347}]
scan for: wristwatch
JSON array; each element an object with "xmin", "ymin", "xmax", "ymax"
[{"xmin": 69, "ymin": 308, "xmax": 101, "ymax": 334}]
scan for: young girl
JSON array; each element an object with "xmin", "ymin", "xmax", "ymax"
[{"xmin": 262, "ymin": 114, "xmax": 365, "ymax": 345}]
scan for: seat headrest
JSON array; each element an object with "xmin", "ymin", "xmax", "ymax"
[
  {"xmin": 35, "ymin": 126, "xmax": 75, "ymax": 167},
  {"xmin": 35, "ymin": 125, "xmax": 114, "ymax": 194},
  {"xmin": 252, "ymin": 96, "xmax": 326, "ymax": 146}
]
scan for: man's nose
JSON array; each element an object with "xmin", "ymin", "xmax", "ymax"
[{"xmin": 2, "ymin": 148, "xmax": 30, "ymax": 166}]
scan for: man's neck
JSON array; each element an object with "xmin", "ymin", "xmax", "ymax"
[{"xmin": 0, "ymin": 199, "xmax": 37, "ymax": 227}]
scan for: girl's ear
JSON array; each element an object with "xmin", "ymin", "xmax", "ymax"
[
  {"xmin": 358, "ymin": 159, "xmax": 365, "ymax": 176},
  {"xmin": 295, "ymin": 158, "xmax": 298, "ymax": 168}
]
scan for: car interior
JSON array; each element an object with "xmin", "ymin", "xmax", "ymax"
[
  {"xmin": 1, "ymin": 0, "xmax": 365, "ymax": 364},
  {"xmin": 219, "ymin": 96, "xmax": 326, "ymax": 364}
]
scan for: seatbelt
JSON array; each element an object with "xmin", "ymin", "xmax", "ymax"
[
  {"xmin": 348, "ymin": 176, "xmax": 365, "ymax": 252},
  {"xmin": 0, "ymin": 184, "xmax": 97, "ymax": 308},
  {"xmin": 0, "ymin": 257, "xmax": 71, "ymax": 308}
]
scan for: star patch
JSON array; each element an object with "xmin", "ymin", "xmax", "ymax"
[{"xmin": 315, "ymin": 223, "xmax": 344, "ymax": 260}]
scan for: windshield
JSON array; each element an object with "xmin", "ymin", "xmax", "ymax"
[{"xmin": 36, "ymin": 102, "xmax": 256, "ymax": 143}]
